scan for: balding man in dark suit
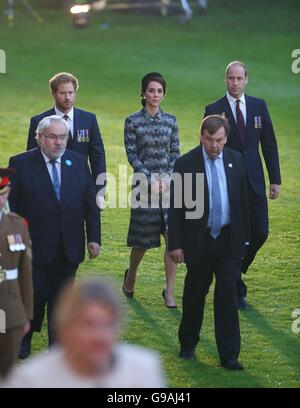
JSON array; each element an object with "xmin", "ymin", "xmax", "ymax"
[{"xmin": 169, "ymin": 115, "xmax": 250, "ymax": 370}]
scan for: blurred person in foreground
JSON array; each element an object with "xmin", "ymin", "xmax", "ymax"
[{"xmin": 3, "ymin": 279, "xmax": 165, "ymax": 388}]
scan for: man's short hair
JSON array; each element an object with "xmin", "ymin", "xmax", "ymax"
[
  {"xmin": 201, "ymin": 115, "xmax": 230, "ymax": 137},
  {"xmin": 49, "ymin": 72, "xmax": 79, "ymax": 92},
  {"xmin": 225, "ymin": 61, "xmax": 248, "ymax": 77}
]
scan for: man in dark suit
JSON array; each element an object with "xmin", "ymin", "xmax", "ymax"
[
  {"xmin": 168, "ymin": 115, "xmax": 250, "ymax": 370},
  {"xmin": 204, "ymin": 61, "xmax": 281, "ymax": 309},
  {"xmin": 26, "ymin": 72, "xmax": 106, "ymax": 197},
  {"xmin": 9, "ymin": 115, "xmax": 101, "ymax": 358}
]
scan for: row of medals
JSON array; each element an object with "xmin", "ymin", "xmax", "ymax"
[{"xmin": 7, "ymin": 234, "xmax": 26, "ymax": 252}]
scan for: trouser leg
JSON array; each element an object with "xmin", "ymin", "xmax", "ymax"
[
  {"xmin": 214, "ymin": 254, "xmax": 241, "ymax": 362},
  {"xmin": 47, "ymin": 248, "xmax": 78, "ymax": 346},
  {"xmin": 0, "ymin": 326, "xmax": 24, "ymax": 378},
  {"xmin": 237, "ymin": 188, "xmax": 269, "ymax": 300},
  {"xmin": 178, "ymin": 262, "xmax": 213, "ymax": 350}
]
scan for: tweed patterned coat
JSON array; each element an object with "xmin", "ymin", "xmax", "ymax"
[{"xmin": 124, "ymin": 108, "xmax": 180, "ymax": 249}]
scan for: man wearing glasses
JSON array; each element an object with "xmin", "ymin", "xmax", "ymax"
[{"xmin": 8, "ymin": 116, "xmax": 101, "ymax": 359}]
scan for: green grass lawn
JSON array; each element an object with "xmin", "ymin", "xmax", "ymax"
[{"xmin": 0, "ymin": 0, "xmax": 299, "ymax": 387}]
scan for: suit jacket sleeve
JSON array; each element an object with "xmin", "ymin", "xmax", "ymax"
[
  {"xmin": 168, "ymin": 158, "xmax": 185, "ymax": 251},
  {"xmin": 84, "ymin": 161, "xmax": 101, "ymax": 245},
  {"xmin": 19, "ymin": 222, "xmax": 33, "ymax": 320},
  {"xmin": 89, "ymin": 114, "xmax": 106, "ymax": 188},
  {"xmin": 260, "ymin": 100, "xmax": 281, "ymax": 185},
  {"xmin": 27, "ymin": 117, "xmax": 39, "ymax": 150}
]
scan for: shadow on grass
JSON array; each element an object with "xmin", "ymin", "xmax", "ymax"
[
  {"xmin": 126, "ymin": 298, "xmax": 263, "ymax": 387},
  {"xmin": 126, "ymin": 297, "xmax": 182, "ymax": 350},
  {"xmin": 242, "ymin": 304, "xmax": 300, "ymax": 372}
]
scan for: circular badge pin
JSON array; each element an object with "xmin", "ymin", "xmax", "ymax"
[{"xmin": 65, "ymin": 160, "xmax": 72, "ymax": 167}]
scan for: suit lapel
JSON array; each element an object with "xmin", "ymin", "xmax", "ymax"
[
  {"xmin": 222, "ymin": 148, "xmax": 234, "ymax": 204},
  {"xmin": 222, "ymin": 96, "xmax": 238, "ymax": 131},
  {"xmin": 73, "ymin": 108, "xmax": 79, "ymax": 145},
  {"xmin": 198, "ymin": 146, "xmax": 210, "ymax": 217},
  {"xmin": 34, "ymin": 149, "xmax": 58, "ymax": 203},
  {"xmin": 245, "ymin": 95, "xmax": 254, "ymax": 145},
  {"xmin": 0, "ymin": 214, "xmax": 12, "ymax": 247},
  {"xmin": 60, "ymin": 152, "xmax": 73, "ymax": 207},
  {"xmin": 1, "ymin": 213, "xmax": 10, "ymax": 233}
]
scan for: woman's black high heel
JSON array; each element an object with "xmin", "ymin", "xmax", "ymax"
[
  {"xmin": 122, "ymin": 269, "xmax": 134, "ymax": 299},
  {"xmin": 162, "ymin": 288, "xmax": 177, "ymax": 309}
]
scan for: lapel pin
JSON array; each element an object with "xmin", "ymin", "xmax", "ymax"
[
  {"xmin": 228, "ymin": 163, "xmax": 233, "ymax": 168},
  {"xmin": 65, "ymin": 159, "xmax": 72, "ymax": 167}
]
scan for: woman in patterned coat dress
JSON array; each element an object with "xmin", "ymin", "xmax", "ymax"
[{"xmin": 123, "ymin": 72, "xmax": 180, "ymax": 308}]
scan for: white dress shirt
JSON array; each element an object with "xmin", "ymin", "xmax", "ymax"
[
  {"xmin": 41, "ymin": 150, "xmax": 62, "ymax": 185},
  {"xmin": 226, "ymin": 91, "xmax": 246, "ymax": 124},
  {"xmin": 203, "ymin": 146, "xmax": 230, "ymax": 228},
  {"xmin": 54, "ymin": 106, "xmax": 74, "ymax": 138}
]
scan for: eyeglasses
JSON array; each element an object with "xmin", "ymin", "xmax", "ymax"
[{"xmin": 43, "ymin": 134, "xmax": 69, "ymax": 141}]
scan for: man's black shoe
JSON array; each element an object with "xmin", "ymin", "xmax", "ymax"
[
  {"xmin": 179, "ymin": 348, "xmax": 196, "ymax": 360},
  {"xmin": 221, "ymin": 358, "xmax": 244, "ymax": 371}
]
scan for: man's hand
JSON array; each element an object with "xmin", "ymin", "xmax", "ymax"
[
  {"xmin": 269, "ymin": 184, "xmax": 280, "ymax": 199},
  {"xmin": 23, "ymin": 320, "xmax": 30, "ymax": 335},
  {"xmin": 169, "ymin": 249, "xmax": 184, "ymax": 264},
  {"xmin": 87, "ymin": 242, "xmax": 100, "ymax": 259}
]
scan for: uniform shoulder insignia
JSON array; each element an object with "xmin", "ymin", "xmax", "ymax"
[
  {"xmin": 8, "ymin": 212, "xmax": 27, "ymax": 225},
  {"xmin": 22, "ymin": 218, "xmax": 29, "ymax": 227}
]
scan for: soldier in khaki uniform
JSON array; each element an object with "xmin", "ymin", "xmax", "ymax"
[{"xmin": 0, "ymin": 169, "xmax": 33, "ymax": 379}]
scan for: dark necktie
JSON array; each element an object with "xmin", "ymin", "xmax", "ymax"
[
  {"xmin": 236, "ymin": 99, "xmax": 246, "ymax": 145},
  {"xmin": 50, "ymin": 160, "xmax": 60, "ymax": 201},
  {"xmin": 63, "ymin": 114, "xmax": 73, "ymax": 149},
  {"xmin": 209, "ymin": 158, "xmax": 222, "ymax": 239}
]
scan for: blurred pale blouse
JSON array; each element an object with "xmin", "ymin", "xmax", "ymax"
[
  {"xmin": 2, "ymin": 279, "xmax": 165, "ymax": 388},
  {"xmin": 3, "ymin": 344, "xmax": 165, "ymax": 388}
]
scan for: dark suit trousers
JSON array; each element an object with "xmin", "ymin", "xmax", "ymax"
[
  {"xmin": 237, "ymin": 185, "xmax": 269, "ymax": 299},
  {"xmin": 29, "ymin": 242, "xmax": 78, "ymax": 346},
  {"xmin": 178, "ymin": 227, "xmax": 241, "ymax": 362}
]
